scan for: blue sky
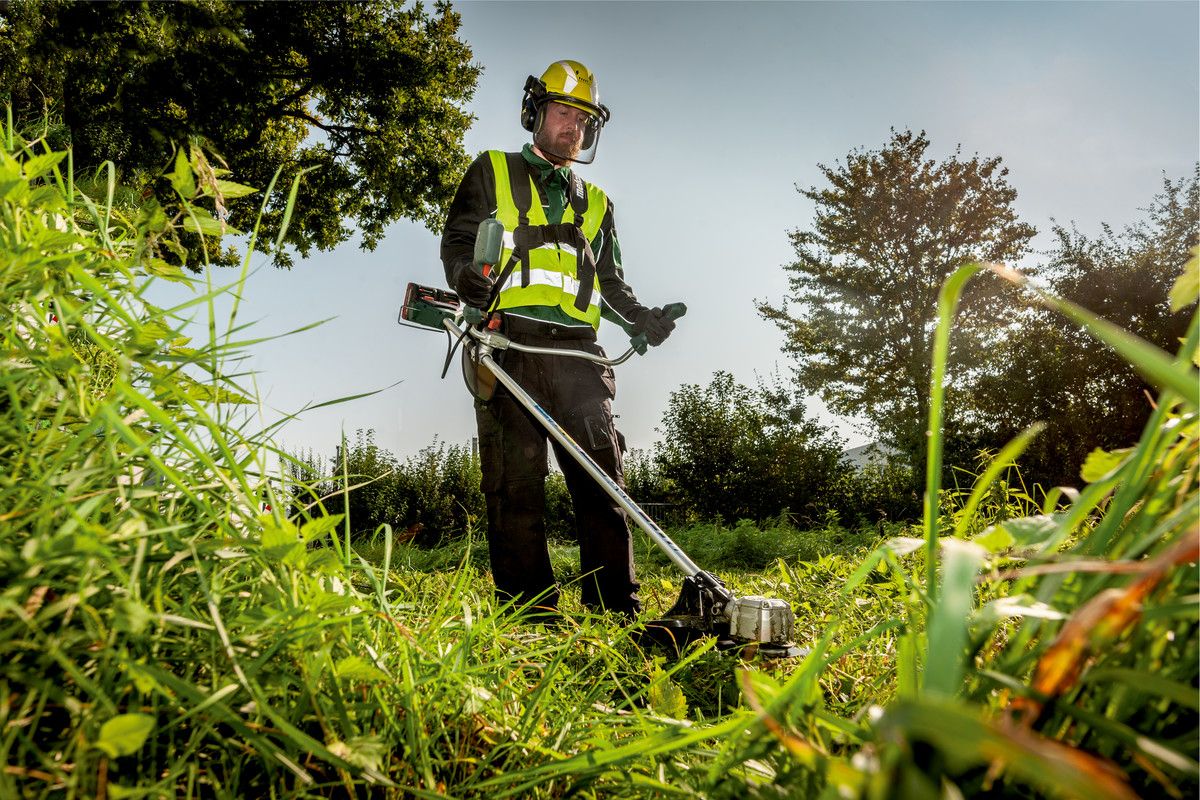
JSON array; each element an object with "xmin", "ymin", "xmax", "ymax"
[{"xmin": 160, "ymin": 1, "xmax": 1200, "ymax": 465}]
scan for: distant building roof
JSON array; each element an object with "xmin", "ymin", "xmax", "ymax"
[{"xmin": 842, "ymin": 442, "xmax": 901, "ymax": 469}]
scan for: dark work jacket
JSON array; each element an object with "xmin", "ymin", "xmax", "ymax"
[{"xmin": 440, "ymin": 145, "xmax": 646, "ymax": 330}]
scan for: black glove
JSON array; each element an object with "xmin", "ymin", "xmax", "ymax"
[
  {"xmin": 631, "ymin": 306, "xmax": 676, "ymax": 347},
  {"xmin": 454, "ymin": 264, "xmax": 493, "ymax": 310}
]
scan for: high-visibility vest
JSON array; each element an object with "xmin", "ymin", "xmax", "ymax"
[{"xmin": 487, "ymin": 150, "xmax": 609, "ymax": 328}]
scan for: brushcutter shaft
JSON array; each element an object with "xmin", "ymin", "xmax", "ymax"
[{"xmin": 479, "ymin": 350, "xmax": 706, "ymax": 578}]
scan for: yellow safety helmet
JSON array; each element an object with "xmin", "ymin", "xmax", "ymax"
[{"xmin": 521, "ymin": 60, "xmax": 611, "ymax": 164}]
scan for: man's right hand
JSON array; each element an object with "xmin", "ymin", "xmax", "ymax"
[{"xmin": 454, "ymin": 265, "xmax": 493, "ymax": 310}]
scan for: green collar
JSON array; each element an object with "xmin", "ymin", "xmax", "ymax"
[{"xmin": 522, "ymin": 143, "xmax": 572, "ymax": 186}]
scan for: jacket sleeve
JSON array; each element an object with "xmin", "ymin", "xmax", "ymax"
[
  {"xmin": 594, "ymin": 198, "xmax": 647, "ymax": 325},
  {"xmin": 441, "ymin": 153, "xmax": 495, "ymax": 287}
]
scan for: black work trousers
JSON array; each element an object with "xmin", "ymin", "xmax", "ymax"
[{"xmin": 474, "ymin": 322, "xmax": 641, "ymax": 616}]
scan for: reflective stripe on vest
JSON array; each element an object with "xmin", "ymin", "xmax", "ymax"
[{"xmin": 488, "ymin": 150, "xmax": 608, "ymax": 327}]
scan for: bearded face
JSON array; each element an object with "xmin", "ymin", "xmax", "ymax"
[{"xmin": 534, "ymin": 101, "xmax": 590, "ymax": 164}]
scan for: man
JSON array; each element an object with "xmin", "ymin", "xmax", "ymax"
[{"xmin": 440, "ymin": 60, "xmax": 678, "ymax": 618}]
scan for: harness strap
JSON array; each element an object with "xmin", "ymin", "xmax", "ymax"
[
  {"xmin": 486, "ymin": 153, "xmax": 599, "ymax": 314},
  {"xmin": 485, "ymin": 153, "xmax": 534, "ymax": 311},
  {"xmin": 565, "ymin": 171, "xmax": 597, "ymax": 312}
]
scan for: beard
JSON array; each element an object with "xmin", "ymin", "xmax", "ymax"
[{"xmin": 534, "ymin": 126, "xmax": 582, "ymax": 164}]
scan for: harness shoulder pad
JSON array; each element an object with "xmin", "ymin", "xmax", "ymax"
[
  {"xmin": 504, "ymin": 151, "xmax": 533, "ymax": 218},
  {"xmin": 567, "ymin": 171, "xmax": 589, "ymax": 219}
]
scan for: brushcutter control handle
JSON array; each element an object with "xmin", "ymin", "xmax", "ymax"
[
  {"xmin": 630, "ymin": 303, "xmax": 687, "ymax": 355},
  {"xmin": 461, "ymin": 220, "xmax": 507, "ymax": 326},
  {"xmin": 473, "ymin": 219, "xmax": 505, "ymax": 274}
]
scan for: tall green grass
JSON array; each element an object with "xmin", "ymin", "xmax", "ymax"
[
  {"xmin": 3, "ymin": 115, "xmax": 1195, "ymax": 800},
  {"xmin": 0, "ymin": 126, "xmax": 765, "ymax": 798},
  {"xmin": 597, "ymin": 255, "xmax": 1198, "ymax": 799},
  {"xmin": 8, "ymin": 118, "xmax": 918, "ymax": 800}
]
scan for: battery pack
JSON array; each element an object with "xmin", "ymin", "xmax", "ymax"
[{"xmin": 399, "ymin": 283, "xmax": 460, "ymax": 330}]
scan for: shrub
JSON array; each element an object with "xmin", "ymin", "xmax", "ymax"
[{"xmin": 653, "ymin": 370, "xmax": 853, "ymax": 525}]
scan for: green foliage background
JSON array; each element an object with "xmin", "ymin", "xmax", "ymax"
[{"xmin": 0, "ymin": 0, "xmax": 480, "ymax": 266}]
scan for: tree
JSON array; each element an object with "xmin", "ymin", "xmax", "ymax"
[
  {"xmin": 0, "ymin": 0, "xmax": 479, "ymax": 266},
  {"xmin": 758, "ymin": 129, "xmax": 1037, "ymax": 473},
  {"xmin": 653, "ymin": 371, "xmax": 849, "ymax": 524},
  {"xmin": 971, "ymin": 167, "xmax": 1199, "ymax": 487}
]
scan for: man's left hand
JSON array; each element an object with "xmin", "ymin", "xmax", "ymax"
[{"xmin": 631, "ymin": 306, "xmax": 676, "ymax": 346}]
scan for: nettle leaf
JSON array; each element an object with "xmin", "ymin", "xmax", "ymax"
[
  {"xmin": 21, "ymin": 151, "xmax": 67, "ymax": 180},
  {"xmin": 166, "ymin": 371, "xmax": 252, "ymax": 404},
  {"xmin": 113, "ymin": 597, "xmax": 154, "ymax": 636},
  {"xmin": 328, "ymin": 736, "xmax": 387, "ymax": 773},
  {"xmin": 261, "ymin": 519, "xmax": 303, "ymax": 565},
  {"xmin": 93, "ymin": 713, "xmax": 155, "ymax": 758},
  {"xmin": 130, "ymin": 319, "xmax": 174, "ymax": 352},
  {"xmin": 1080, "ymin": 447, "xmax": 1132, "ymax": 483},
  {"xmin": 300, "ymin": 514, "xmax": 345, "ymax": 543},
  {"xmin": 307, "ymin": 547, "xmax": 344, "ymax": 576},
  {"xmin": 138, "ymin": 198, "xmax": 169, "ymax": 234},
  {"xmin": 647, "ymin": 665, "xmax": 689, "ymax": 720}
]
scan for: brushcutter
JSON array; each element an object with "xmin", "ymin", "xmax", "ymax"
[{"xmin": 398, "ymin": 224, "xmax": 806, "ymax": 658}]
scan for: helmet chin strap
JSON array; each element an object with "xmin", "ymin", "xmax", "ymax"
[
  {"xmin": 531, "ymin": 107, "xmax": 598, "ymax": 165},
  {"xmin": 533, "ymin": 144, "xmax": 576, "ymax": 167},
  {"xmin": 531, "ymin": 143, "xmax": 562, "ymax": 165}
]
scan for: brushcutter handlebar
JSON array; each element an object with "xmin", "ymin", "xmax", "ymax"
[{"xmin": 451, "ymin": 319, "xmax": 646, "ymax": 367}]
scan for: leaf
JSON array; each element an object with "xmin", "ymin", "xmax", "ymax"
[
  {"xmin": 647, "ymin": 666, "xmax": 689, "ymax": 720},
  {"xmin": 334, "ymin": 655, "xmax": 389, "ymax": 682},
  {"xmin": 327, "ymin": 736, "xmax": 387, "ymax": 772},
  {"xmin": 93, "ymin": 713, "xmax": 155, "ymax": 758},
  {"xmin": 1168, "ymin": 247, "xmax": 1198, "ymax": 313},
  {"xmin": 182, "ymin": 208, "xmax": 231, "ymax": 237},
  {"xmin": 973, "ymin": 524, "xmax": 1015, "ymax": 553},
  {"xmin": 975, "ymin": 594, "xmax": 1066, "ymax": 629},
  {"xmin": 143, "ymin": 258, "xmax": 190, "ymax": 283},
  {"xmin": 168, "ymin": 148, "xmax": 196, "ymax": 199},
  {"xmin": 1080, "ymin": 447, "xmax": 1132, "ymax": 483},
  {"xmin": 300, "ymin": 514, "xmax": 345, "ymax": 543},
  {"xmin": 214, "ymin": 179, "xmax": 258, "ymax": 199},
  {"xmin": 130, "ymin": 319, "xmax": 174, "ymax": 353},
  {"xmin": 21, "ymin": 151, "xmax": 67, "ymax": 180},
  {"xmin": 114, "ymin": 598, "xmax": 154, "ymax": 636},
  {"xmin": 997, "ymin": 515, "xmax": 1060, "ymax": 549},
  {"xmin": 877, "ymin": 699, "xmax": 1139, "ymax": 800},
  {"xmin": 885, "ymin": 536, "xmax": 925, "ymax": 557},
  {"xmin": 261, "ymin": 519, "xmax": 303, "ymax": 565},
  {"xmin": 924, "ymin": 539, "xmax": 986, "ymax": 697}
]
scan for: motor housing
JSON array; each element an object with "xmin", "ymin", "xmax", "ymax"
[{"xmin": 727, "ymin": 596, "xmax": 795, "ymax": 645}]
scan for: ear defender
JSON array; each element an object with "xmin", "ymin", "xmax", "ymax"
[{"xmin": 520, "ymin": 75, "xmax": 546, "ymax": 133}]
